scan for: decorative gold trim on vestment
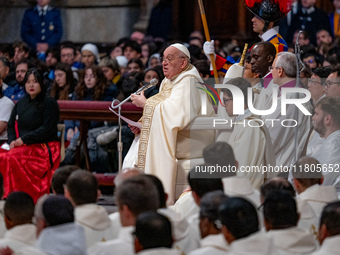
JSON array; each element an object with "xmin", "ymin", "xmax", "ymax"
[
  {"xmin": 137, "ymin": 64, "xmax": 195, "ymax": 170},
  {"xmin": 137, "ymin": 82, "xmax": 172, "ymax": 170}
]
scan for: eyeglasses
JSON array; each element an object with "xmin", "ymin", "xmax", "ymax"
[
  {"xmin": 61, "ymin": 53, "xmax": 74, "ymax": 58},
  {"xmin": 160, "ymin": 56, "xmax": 186, "ymax": 64},
  {"xmin": 324, "ymin": 80, "xmax": 340, "ymax": 88},
  {"xmin": 223, "ymin": 98, "xmax": 233, "ymax": 106},
  {"xmin": 304, "ymin": 59, "xmax": 315, "ymax": 64},
  {"xmin": 269, "ymin": 66, "xmax": 280, "ymax": 71},
  {"xmin": 308, "ymin": 78, "xmax": 322, "ymax": 85}
]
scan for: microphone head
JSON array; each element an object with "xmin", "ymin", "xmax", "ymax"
[{"xmin": 150, "ymin": 78, "xmax": 158, "ymax": 86}]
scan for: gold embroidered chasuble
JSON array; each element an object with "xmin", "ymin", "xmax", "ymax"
[{"xmin": 137, "ymin": 64, "xmax": 215, "ymax": 204}]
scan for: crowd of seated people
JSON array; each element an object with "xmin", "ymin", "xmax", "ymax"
[{"xmin": 0, "ymin": 2, "xmax": 339, "ymax": 253}]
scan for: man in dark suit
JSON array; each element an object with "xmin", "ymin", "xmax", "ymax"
[{"xmin": 21, "ymin": 0, "xmax": 62, "ymax": 54}]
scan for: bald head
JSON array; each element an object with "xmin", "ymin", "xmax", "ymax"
[
  {"xmin": 114, "ymin": 167, "xmax": 142, "ymax": 187},
  {"xmin": 260, "ymin": 178, "xmax": 295, "ymax": 203}
]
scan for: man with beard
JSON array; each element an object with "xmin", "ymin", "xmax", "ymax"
[
  {"xmin": 311, "ymin": 96, "xmax": 340, "ymax": 192},
  {"xmin": 4, "ymin": 59, "xmax": 34, "ymax": 101}
]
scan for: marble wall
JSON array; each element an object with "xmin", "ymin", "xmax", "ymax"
[{"xmin": 0, "ymin": 0, "xmax": 144, "ymax": 44}]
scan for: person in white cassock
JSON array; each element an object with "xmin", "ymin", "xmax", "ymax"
[
  {"xmin": 261, "ymin": 51, "xmax": 312, "ymax": 167},
  {"xmin": 306, "ymin": 67, "xmax": 331, "ymax": 156},
  {"xmin": 134, "ymin": 211, "xmax": 181, "ymax": 255},
  {"xmin": 172, "ymin": 190, "xmax": 200, "ymax": 219},
  {"xmin": 145, "ymin": 174, "xmax": 199, "ymax": 254},
  {"xmin": 35, "ymin": 195, "xmax": 87, "ymax": 255},
  {"xmin": 173, "ymin": 142, "xmax": 261, "ymax": 222},
  {"xmin": 250, "ymin": 42, "xmax": 277, "ymax": 110},
  {"xmin": 219, "ymin": 197, "xmax": 275, "ymax": 255},
  {"xmin": 293, "ymin": 156, "xmax": 339, "ymax": 238},
  {"xmin": 219, "ymin": 77, "xmax": 275, "ymax": 189},
  {"xmin": 64, "ymin": 170, "xmax": 116, "ymax": 248},
  {"xmin": 263, "ymin": 191, "xmax": 317, "ymax": 255},
  {"xmin": 108, "ymin": 167, "xmax": 142, "ymax": 239},
  {"xmin": 186, "ymin": 164, "xmax": 225, "ymax": 246},
  {"xmin": 89, "ymin": 176, "xmax": 159, "ymax": 255},
  {"xmin": 0, "ymin": 192, "xmax": 46, "ymax": 255},
  {"xmin": 311, "ymin": 201, "xmax": 340, "ymax": 255},
  {"xmin": 188, "ymin": 191, "xmax": 229, "ymax": 255},
  {"xmin": 129, "ymin": 43, "xmax": 215, "ymax": 204},
  {"xmin": 203, "ymin": 142, "xmax": 262, "ymax": 208},
  {"xmin": 310, "ymin": 96, "xmax": 340, "ymax": 194}
]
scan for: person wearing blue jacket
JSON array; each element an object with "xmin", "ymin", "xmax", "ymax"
[{"xmin": 21, "ymin": 0, "xmax": 62, "ymax": 54}]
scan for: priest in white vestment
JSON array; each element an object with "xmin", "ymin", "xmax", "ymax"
[
  {"xmin": 64, "ymin": 170, "xmax": 116, "ymax": 248},
  {"xmin": 292, "ymin": 156, "xmax": 339, "ymax": 238},
  {"xmin": 0, "ymin": 192, "xmax": 46, "ymax": 254},
  {"xmin": 306, "ymin": 68, "xmax": 330, "ymax": 156},
  {"xmin": 220, "ymin": 197, "xmax": 275, "ymax": 255},
  {"xmin": 263, "ymin": 191, "xmax": 317, "ymax": 254},
  {"xmin": 310, "ymin": 97, "xmax": 340, "ymax": 193},
  {"xmin": 217, "ymin": 77, "xmax": 276, "ymax": 189},
  {"xmin": 89, "ymin": 176, "xmax": 159, "ymax": 255},
  {"xmin": 187, "ymin": 191, "xmax": 229, "ymax": 255},
  {"xmin": 311, "ymin": 202, "xmax": 340, "ymax": 255},
  {"xmin": 129, "ymin": 43, "xmax": 215, "ymax": 204}
]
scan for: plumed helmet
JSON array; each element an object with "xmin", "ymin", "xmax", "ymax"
[{"xmin": 245, "ymin": 0, "xmax": 292, "ymax": 22}]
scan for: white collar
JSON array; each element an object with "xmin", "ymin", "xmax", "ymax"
[
  {"xmin": 302, "ymin": 7, "xmax": 315, "ymax": 15},
  {"xmin": 325, "ymin": 129, "xmax": 340, "ymax": 141},
  {"xmin": 37, "ymin": 5, "xmax": 48, "ymax": 13},
  {"xmin": 235, "ymin": 108, "xmax": 253, "ymax": 122},
  {"xmin": 260, "ymin": 26, "xmax": 279, "ymax": 42}
]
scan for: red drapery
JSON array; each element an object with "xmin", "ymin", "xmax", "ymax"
[{"xmin": 0, "ymin": 141, "xmax": 60, "ymax": 203}]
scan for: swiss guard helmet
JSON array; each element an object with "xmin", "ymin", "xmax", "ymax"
[{"xmin": 245, "ymin": 0, "xmax": 292, "ymax": 32}]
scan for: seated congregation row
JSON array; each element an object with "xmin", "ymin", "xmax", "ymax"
[
  {"xmin": 0, "ymin": 34, "xmax": 214, "ymax": 172},
  {"xmin": 0, "ymin": 142, "xmax": 339, "ymax": 255}
]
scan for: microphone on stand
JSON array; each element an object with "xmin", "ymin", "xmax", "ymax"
[
  {"xmin": 111, "ymin": 78, "xmax": 158, "ymax": 109},
  {"xmin": 134, "ymin": 78, "xmax": 158, "ymax": 95},
  {"xmin": 109, "ymin": 78, "xmax": 158, "ymax": 172}
]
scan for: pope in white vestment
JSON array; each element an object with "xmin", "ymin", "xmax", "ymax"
[{"xmin": 129, "ymin": 44, "xmax": 215, "ymax": 204}]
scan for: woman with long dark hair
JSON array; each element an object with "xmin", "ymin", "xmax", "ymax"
[
  {"xmin": 50, "ymin": 62, "xmax": 76, "ymax": 100},
  {"xmin": 0, "ymin": 68, "xmax": 60, "ymax": 202}
]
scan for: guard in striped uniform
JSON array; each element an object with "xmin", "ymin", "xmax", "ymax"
[{"xmin": 204, "ymin": 0, "xmax": 291, "ymax": 75}]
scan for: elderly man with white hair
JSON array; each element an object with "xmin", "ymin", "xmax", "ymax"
[
  {"xmin": 261, "ymin": 51, "xmax": 312, "ymax": 168},
  {"xmin": 128, "ymin": 43, "xmax": 215, "ymax": 204}
]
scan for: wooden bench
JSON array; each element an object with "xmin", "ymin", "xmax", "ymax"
[{"xmin": 58, "ymin": 100, "xmax": 143, "ymax": 171}]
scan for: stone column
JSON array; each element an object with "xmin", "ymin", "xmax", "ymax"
[{"xmin": 133, "ymin": 0, "xmax": 158, "ymax": 32}]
